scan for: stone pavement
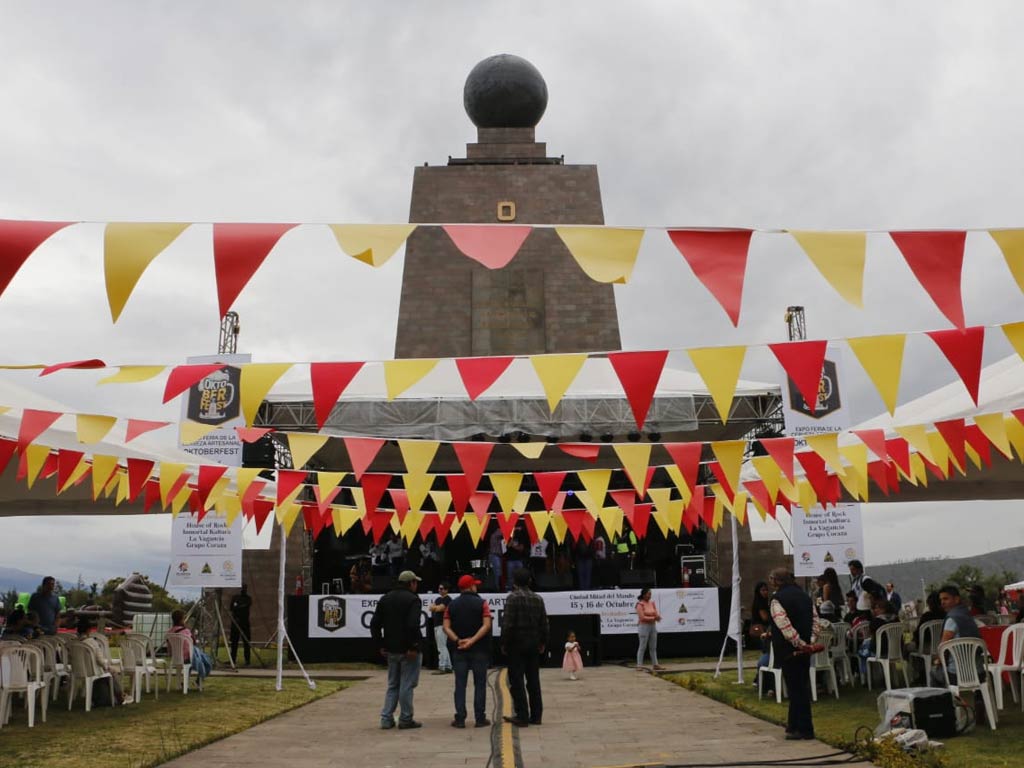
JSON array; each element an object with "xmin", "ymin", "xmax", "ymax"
[{"xmin": 164, "ymin": 665, "xmax": 871, "ymax": 768}]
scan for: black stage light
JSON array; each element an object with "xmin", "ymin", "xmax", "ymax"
[
  {"xmin": 545, "ymin": 435, "xmax": 559, "ymax": 444},
  {"xmin": 627, "ymin": 431, "xmax": 641, "ymax": 442},
  {"xmin": 599, "ymin": 433, "xmax": 614, "ymax": 443},
  {"xmin": 498, "ymin": 433, "xmax": 513, "ymax": 443},
  {"xmin": 471, "ymin": 433, "xmax": 486, "ymax": 441},
  {"xmin": 647, "ymin": 431, "xmax": 662, "ymax": 442},
  {"xmin": 579, "ymin": 432, "xmax": 593, "ymax": 442},
  {"xmin": 515, "ymin": 431, "xmax": 530, "ymax": 443}
]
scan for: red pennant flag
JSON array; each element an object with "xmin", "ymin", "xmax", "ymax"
[
  {"xmin": 664, "ymin": 442, "xmax": 703, "ymax": 493},
  {"xmin": 922, "ymin": 456, "xmax": 947, "ymax": 482},
  {"xmin": 759, "ymin": 437, "xmax": 796, "ymax": 483},
  {"xmin": 0, "ymin": 220, "xmax": 74, "ymax": 299},
  {"xmin": 40, "ymin": 359, "xmax": 106, "ymax": 376},
  {"xmin": 768, "ymin": 340, "xmax": 828, "ymax": 414},
  {"xmin": 744, "ymin": 480, "xmax": 775, "ymax": 520},
  {"xmin": 303, "ymin": 506, "xmax": 325, "ymax": 540},
  {"xmin": 667, "ymin": 229, "xmax": 753, "ymax": 326},
  {"xmin": 935, "ymin": 418, "xmax": 967, "ymax": 471},
  {"xmin": 452, "ymin": 442, "xmax": 493, "ymax": 493},
  {"xmin": 191, "ymin": 492, "xmax": 204, "ymax": 519},
  {"xmin": 344, "ymin": 437, "xmax": 385, "ymax": 481},
  {"xmin": 455, "ymin": 356, "xmax": 514, "ymax": 401},
  {"xmin": 579, "ymin": 512, "xmax": 596, "ymax": 541},
  {"xmin": 561, "ymin": 510, "xmax": 587, "ymax": 540},
  {"xmin": 867, "ymin": 460, "xmax": 890, "ymax": 496},
  {"xmin": 235, "ymin": 426, "xmax": 273, "ymax": 444},
  {"xmin": 310, "ymin": 361, "xmax": 364, "ymax": 430},
  {"xmin": 796, "ymin": 451, "xmax": 832, "ymax": 504},
  {"xmin": 163, "ymin": 364, "xmax": 225, "ymax": 403},
  {"xmin": 212, "ymin": 223, "xmax": 298, "ymax": 317},
  {"xmin": 964, "ymin": 424, "xmax": 993, "ymax": 468},
  {"xmin": 126, "ymin": 458, "xmax": 155, "ymax": 502},
  {"xmin": 522, "ymin": 515, "xmax": 540, "ymax": 545},
  {"xmin": 391, "ymin": 489, "xmax": 410, "ymax": 523},
  {"xmin": 702, "ymin": 493, "xmax": 716, "ymax": 528},
  {"xmin": 275, "ymin": 469, "xmax": 307, "ymax": 507},
  {"xmin": 557, "ymin": 444, "xmax": 601, "ymax": 461},
  {"xmin": 443, "ymin": 224, "xmax": 532, "ymax": 269},
  {"xmin": 167, "ymin": 472, "xmax": 192, "ymax": 510},
  {"xmin": 852, "ymin": 429, "xmax": 889, "ymax": 462},
  {"xmin": 0, "ymin": 440, "xmax": 17, "ymax": 476},
  {"xmin": 17, "ymin": 409, "xmax": 62, "ymax": 452},
  {"xmin": 609, "ymin": 489, "xmax": 636, "ymax": 525},
  {"xmin": 198, "ymin": 465, "xmax": 229, "ymax": 509},
  {"xmin": 708, "ymin": 461, "xmax": 735, "ymax": 500},
  {"xmin": 434, "ymin": 513, "xmax": 456, "ymax": 545},
  {"xmin": 685, "ymin": 485, "xmax": 706, "ymax": 531},
  {"xmin": 314, "ymin": 485, "xmax": 342, "ymax": 514},
  {"xmin": 143, "ymin": 479, "xmax": 161, "ymax": 513},
  {"xmin": 252, "ymin": 499, "xmax": 274, "ymax": 534},
  {"xmin": 890, "ymin": 231, "xmax": 967, "ymax": 328},
  {"xmin": 126, "ymin": 419, "xmax": 171, "ymax": 443},
  {"xmin": 445, "ymin": 474, "xmax": 472, "ymax": 516},
  {"xmin": 497, "ymin": 513, "xmax": 520, "ymax": 541},
  {"xmin": 776, "ymin": 492, "xmax": 793, "ymax": 514},
  {"xmin": 632, "ymin": 502, "xmax": 653, "ymax": 539},
  {"xmin": 926, "ymin": 326, "xmax": 985, "ymax": 406},
  {"xmin": 39, "ymin": 452, "xmax": 58, "ymax": 480},
  {"xmin": 241, "ymin": 479, "xmax": 267, "ymax": 507},
  {"xmin": 469, "ymin": 492, "xmax": 493, "ymax": 523},
  {"xmin": 360, "ymin": 473, "xmax": 392, "ymax": 514},
  {"xmin": 534, "ymin": 471, "xmax": 567, "ymax": 511},
  {"xmin": 886, "ymin": 462, "xmax": 902, "ymax": 494},
  {"xmin": 608, "ymin": 350, "xmax": 668, "ymax": 429},
  {"xmin": 418, "ymin": 514, "xmax": 436, "ymax": 542},
  {"xmin": 369, "ymin": 512, "xmax": 394, "ymax": 544},
  {"xmin": 884, "ymin": 438, "xmax": 912, "ymax": 478}
]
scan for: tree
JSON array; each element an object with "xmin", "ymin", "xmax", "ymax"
[{"xmin": 928, "ymin": 565, "xmax": 1018, "ymax": 610}]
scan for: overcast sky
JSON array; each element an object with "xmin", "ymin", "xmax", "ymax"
[{"xmin": 2, "ymin": 2, "xmax": 1024, "ymax": 591}]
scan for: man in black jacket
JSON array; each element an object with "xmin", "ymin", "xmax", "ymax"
[
  {"xmin": 501, "ymin": 568, "xmax": 549, "ymax": 727},
  {"xmin": 443, "ymin": 574, "xmax": 493, "ymax": 728},
  {"xmin": 370, "ymin": 570, "xmax": 425, "ymax": 730},
  {"xmin": 768, "ymin": 567, "xmax": 822, "ymax": 741}
]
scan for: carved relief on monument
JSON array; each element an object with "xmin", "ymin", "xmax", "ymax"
[{"xmin": 471, "ymin": 269, "xmax": 546, "ymax": 355}]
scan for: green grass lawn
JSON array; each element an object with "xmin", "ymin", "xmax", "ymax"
[
  {"xmin": 209, "ymin": 644, "xmax": 379, "ymax": 671},
  {"xmin": 666, "ymin": 669, "xmax": 1024, "ymax": 768},
  {"xmin": 0, "ymin": 676, "xmax": 350, "ymax": 768}
]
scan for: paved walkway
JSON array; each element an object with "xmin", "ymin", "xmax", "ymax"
[{"xmin": 164, "ymin": 665, "xmax": 870, "ymax": 768}]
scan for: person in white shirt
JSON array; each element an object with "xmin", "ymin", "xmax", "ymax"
[{"xmin": 529, "ymin": 537, "xmax": 549, "ymax": 577}]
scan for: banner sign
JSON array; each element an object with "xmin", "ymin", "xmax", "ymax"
[
  {"xmin": 790, "ymin": 502, "xmax": 864, "ymax": 577},
  {"xmin": 178, "ymin": 353, "xmax": 250, "ymax": 465},
  {"xmin": 777, "ymin": 343, "xmax": 851, "ymax": 445},
  {"xmin": 168, "ymin": 513, "xmax": 243, "ymax": 587},
  {"xmin": 307, "ymin": 587, "xmax": 719, "ymax": 639}
]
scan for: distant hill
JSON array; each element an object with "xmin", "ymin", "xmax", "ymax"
[
  {"xmin": 0, "ymin": 566, "xmax": 65, "ymax": 595},
  {"xmin": 866, "ymin": 546, "xmax": 1024, "ymax": 599}
]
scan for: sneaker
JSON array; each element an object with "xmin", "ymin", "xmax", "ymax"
[
  {"xmin": 569, "ymin": 673, "xmax": 577, "ymax": 681},
  {"xmin": 380, "ymin": 719, "xmax": 396, "ymax": 730},
  {"xmin": 475, "ymin": 718, "xmax": 491, "ymax": 727},
  {"xmin": 397, "ymin": 720, "xmax": 423, "ymax": 730}
]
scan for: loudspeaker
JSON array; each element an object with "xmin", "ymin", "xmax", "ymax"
[
  {"xmin": 619, "ymin": 569, "xmax": 656, "ymax": 588},
  {"xmin": 877, "ymin": 688, "xmax": 957, "ymax": 738},
  {"xmin": 534, "ymin": 572, "xmax": 573, "ymax": 592}
]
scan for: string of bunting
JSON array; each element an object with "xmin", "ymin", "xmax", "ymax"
[{"xmin": 4, "ymin": 219, "xmax": 1024, "ymax": 327}]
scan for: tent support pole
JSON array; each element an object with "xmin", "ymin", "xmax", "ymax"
[{"xmin": 276, "ymin": 525, "xmax": 316, "ymax": 692}]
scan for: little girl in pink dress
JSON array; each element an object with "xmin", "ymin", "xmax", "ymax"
[{"xmin": 562, "ymin": 630, "xmax": 584, "ymax": 680}]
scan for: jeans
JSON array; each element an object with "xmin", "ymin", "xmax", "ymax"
[
  {"xmin": 506, "ymin": 559, "xmax": 524, "ymax": 587},
  {"xmin": 434, "ymin": 626, "xmax": 452, "ymax": 671},
  {"xmin": 506, "ymin": 649, "xmax": 543, "ymax": 723},
  {"xmin": 577, "ymin": 558, "xmax": 593, "ymax": 589},
  {"xmin": 637, "ymin": 623, "xmax": 658, "ymax": 666},
  {"xmin": 230, "ymin": 620, "xmax": 251, "ymax": 665},
  {"xmin": 452, "ymin": 649, "xmax": 489, "ymax": 723},
  {"xmin": 488, "ymin": 554, "xmax": 504, "ymax": 589},
  {"xmin": 781, "ymin": 654, "xmax": 814, "ymax": 737},
  {"xmin": 381, "ymin": 652, "xmax": 421, "ymax": 725}
]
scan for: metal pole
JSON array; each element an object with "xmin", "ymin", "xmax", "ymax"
[{"xmin": 276, "ymin": 526, "xmax": 286, "ymax": 691}]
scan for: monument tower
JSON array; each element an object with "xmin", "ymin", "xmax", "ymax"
[{"xmin": 395, "ymin": 54, "xmax": 621, "ymax": 359}]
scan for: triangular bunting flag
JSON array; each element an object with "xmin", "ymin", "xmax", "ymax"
[
  {"xmin": 328, "ymin": 223, "xmax": 416, "ymax": 267},
  {"xmin": 104, "ymin": 222, "xmax": 189, "ymax": 321},
  {"xmin": 344, "ymin": 437, "xmax": 385, "ymax": 481},
  {"xmin": 126, "ymin": 458, "xmax": 155, "ymax": 501},
  {"xmin": 163, "ymin": 364, "xmax": 226, "ymax": 403},
  {"xmin": 275, "ymin": 469, "xmax": 307, "ymax": 507},
  {"xmin": 310, "ymin": 361, "xmax": 364, "ymax": 430},
  {"xmin": 76, "ymin": 414, "xmax": 117, "ymax": 445},
  {"xmin": 287, "ymin": 433, "xmax": 329, "ymax": 469},
  {"xmin": 23, "ymin": 444, "xmax": 51, "ymax": 489},
  {"xmin": 530, "ymin": 354, "xmax": 587, "ymax": 412},
  {"xmin": 360, "ymin": 473, "xmax": 392, "ymax": 514},
  {"xmin": 99, "ymin": 365, "xmax": 166, "ymax": 385},
  {"xmin": 710, "ymin": 442, "xmax": 745, "ymax": 493},
  {"xmin": 768, "ymin": 340, "xmax": 828, "ymax": 414},
  {"xmin": 632, "ymin": 502, "xmax": 653, "ymax": 539},
  {"xmin": 452, "ymin": 442, "xmax": 493, "ymax": 493},
  {"xmin": 804, "ymin": 432, "xmax": 846, "ymax": 477},
  {"xmin": 894, "ymin": 424, "xmax": 937, "ymax": 465},
  {"xmin": 974, "ymin": 413, "xmax": 1013, "ymax": 459},
  {"xmin": 667, "ymin": 229, "xmax": 753, "ymax": 326},
  {"xmin": 56, "ymin": 449, "xmax": 86, "ymax": 492},
  {"xmin": 398, "ymin": 440, "xmax": 440, "ymax": 476},
  {"xmin": 240, "ymin": 363, "xmax": 292, "ymax": 426},
  {"xmin": 445, "ymin": 475, "xmax": 471, "ymax": 516},
  {"xmin": 664, "ymin": 442, "xmax": 703, "ymax": 494},
  {"xmin": 744, "ymin": 480, "xmax": 774, "ymax": 521},
  {"xmin": 455, "ymin": 356, "xmax": 514, "ymax": 401},
  {"xmin": 687, "ymin": 346, "xmax": 746, "ymax": 423},
  {"xmin": 885, "ymin": 438, "xmax": 912, "ymax": 479},
  {"xmin": 443, "ymin": 224, "xmax": 532, "ymax": 269},
  {"xmin": 1003, "ymin": 321, "xmax": 1024, "ymax": 363},
  {"xmin": 847, "ymin": 334, "xmax": 906, "ymax": 415},
  {"xmin": 511, "ymin": 442, "xmax": 545, "ymax": 459},
  {"xmin": 853, "ymin": 429, "xmax": 889, "ymax": 462},
  {"xmin": 125, "ymin": 419, "xmax": 170, "ymax": 443},
  {"xmin": 534, "ymin": 471, "xmax": 567, "ymax": 511},
  {"xmin": 404, "ymin": 474, "xmax": 434, "ymax": 513},
  {"xmin": 198, "ymin": 465, "xmax": 229, "ymax": 509},
  {"xmin": 212, "ymin": 222, "xmax": 298, "ymax": 317},
  {"xmin": 0, "ymin": 219, "xmax": 74, "ymax": 299},
  {"xmin": 577, "ymin": 469, "xmax": 612, "ymax": 513},
  {"xmin": 751, "ymin": 455, "xmax": 781, "ymax": 502},
  {"xmin": 789, "ymin": 230, "xmax": 867, "ymax": 307},
  {"xmin": 91, "ymin": 455, "xmax": 120, "ymax": 500},
  {"xmin": 236, "ymin": 426, "xmax": 274, "ymax": 444},
  {"xmin": 383, "ymin": 358, "xmax": 439, "ymax": 400},
  {"xmin": 608, "ymin": 350, "xmax": 668, "ymax": 429},
  {"xmin": 180, "ymin": 421, "xmax": 219, "ymax": 445},
  {"xmin": 556, "ymin": 226, "xmax": 644, "ymax": 283},
  {"xmin": 989, "ymin": 230, "xmax": 1024, "ymax": 295},
  {"xmin": 314, "ymin": 485, "xmax": 342, "ymax": 514},
  {"xmin": 17, "ymin": 409, "xmax": 62, "ymax": 452},
  {"xmin": 490, "ymin": 473, "xmax": 523, "ymax": 514},
  {"xmin": 39, "ymin": 359, "xmax": 106, "ymax": 376},
  {"xmin": 315, "ymin": 471, "xmax": 346, "ymax": 506},
  {"xmin": 926, "ymin": 326, "xmax": 985, "ymax": 406},
  {"xmin": 557, "ymin": 443, "xmax": 601, "ymax": 461},
  {"xmin": 890, "ymin": 230, "xmax": 967, "ymax": 328},
  {"xmin": 612, "ymin": 443, "xmax": 652, "ymax": 497},
  {"xmin": 428, "ymin": 490, "xmax": 452, "ymax": 517}
]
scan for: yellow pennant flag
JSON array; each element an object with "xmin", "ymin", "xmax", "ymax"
[
  {"xmin": 578, "ymin": 469, "xmax": 611, "ymax": 513},
  {"xmin": 104, "ymin": 222, "xmax": 190, "ymax": 322},
  {"xmin": 965, "ymin": 443, "xmax": 983, "ymax": 471},
  {"xmin": 223, "ymin": 494, "xmax": 243, "ymax": 526},
  {"xmin": 613, "ymin": 443, "xmax": 652, "ymax": 496},
  {"xmin": 598, "ymin": 506, "xmax": 624, "ymax": 539},
  {"xmin": 528, "ymin": 511, "xmax": 552, "ymax": 540},
  {"xmin": 797, "ymin": 480, "xmax": 817, "ymax": 514},
  {"xmin": 777, "ymin": 473, "xmax": 798, "ymax": 505},
  {"xmin": 490, "ymin": 473, "xmax": 523, "ymax": 514},
  {"xmin": 328, "ymin": 224, "xmax": 417, "ymax": 267},
  {"xmin": 240, "ymin": 363, "xmax": 292, "ymax": 426},
  {"xmin": 751, "ymin": 456, "xmax": 781, "ymax": 503},
  {"xmin": 989, "ymin": 230, "xmax": 1024, "ymax": 295},
  {"xmin": 24, "ymin": 444, "xmax": 51, "ymax": 489},
  {"xmin": 910, "ymin": 453, "xmax": 929, "ymax": 487},
  {"xmin": 159, "ymin": 463, "xmax": 187, "ymax": 508},
  {"xmin": 279, "ymin": 502, "xmax": 303, "ymax": 536},
  {"xmin": 91, "ymin": 455, "xmax": 120, "ymax": 500},
  {"xmin": 847, "ymin": 334, "xmax": 906, "ymax": 415},
  {"xmin": 206, "ymin": 476, "xmax": 232, "ymax": 509},
  {"xmin": 650, "ymin": 488, "xmax": 684, "ymax": 533},
  {"xmin": 789, "ymin": 231, "xmax": 867, "ymax": 308},
  {"xmin": 383, "ymin": 359, "xmax": 439, "ymax": 400},
  {"xmin": 895, "ymin": 424, "xmax": 936, "ymax": 465},
  {"xmin": 180, "ymin": 421, "xmax": 219, "ymax": 445},
  {"xmin": 76, "ymin": 414, "xmax": 118, "ymax": 445},
  {"xmin": 731, "ymin": 493, "xmax": 748, "ymax": 525},
  {"xmin": 712, "ymin": 496, "xmax": 724, "ymax": 531},
  {"xmin": 235, "ymin": 467, "xmax": 264, "ymax": 500},
  {"xmin": 664, "ymin": 464, "xmax": 693, "ymax": 505},
  {"xmin": 103, "ymin": 468, "xmax": 121, "ymax": 498},
  {"xmin": 400, "ymin": 510, "xmax": 425, "ymax": 545},
  {"xmin": 1002, "ymin": 322, "xmax": 1024, "ymax": 361},
  {"xmin": 98, "ymin": 365, "xmax": 166, "ymax": 385},
  {"xmin": 804, "ymin": 432, "xmax": 846, "ymax": 477},
  {"xmin": 926, "ymin": 432, "xmax": 954, "ymax": 477},
  {"xmin": 974, "ymin": 413, "xmax": 1013, "ymax": 459},
  {"xmin": 429, "ymin": 490, "xmax": 453, "ymax": 517},
  {"xmin": 333, "ymin": 507, "xmax": 363, "ymax": 536},
  {"xmin": 316, "ymin": 471, "xmax": 347, "ymax": 502},
  {"xmin": 839, "ymin": 444, "xmax": 870, "ymax": 499},
  {"xmin": 463, "ymin": 513, "xmax": 487, "ymax": 546},
  {"xmin": 555, "ymin": 227, "xmax": 645, "ymax": 283},
  {"xmin": 399, "ymin": 440, "xmax": 440, "ymax": 476},
  {"xmin": 838, "ymin": 464, "xmax": 865, "ymax": 502},
  {"xmin": 549, "ymin": 512, "xmax": 569, "ymax": 544},
  {"xmin": 170, "ymin": 483, "xmax": 192, "ymax": 517},
  {"xmin": 448, "ymin": 515, "xmax": 464, "ymax": 538},
  {"xmin": 512, "ymin": 492, "xmax": 532, "ymax": 515},
  {"xmin": 711, "ymin": 440, "xmax": 746, "ymax": 492},
  {"xmin": 649, "ymin": 508, "xmax": 671, "ymax": 537},
  {"xmin": 1004, "ymin": 415, "xmax": 1024, "ymax": 462},
  {"xmin": 287, "ymin": 433, "xmax": 329, "ymax": 470},
  {"xmin": 687, "ymin": 346, "xmax": 747, "ymax": 423},
  {"xmin": 530, "ymin": 354, "xmax": 587, "ymax": 412},
  {"xmin": 404, "ymin": 474, "xmax": 433, "ymax": 513},
  {"xmin": 351, "ymin": 487, "xmax": 366, "ymax": 515},
  {"xmin": 0, "ymin": 406, "xmax": 9, "ymax": 415},
  {"xmin": 511, "ymin": 442, "xmax": 545, "ymax": 459}
]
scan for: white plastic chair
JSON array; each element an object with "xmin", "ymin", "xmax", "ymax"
[
  {"xmin": 29, "ymin": 638, "xmax": 67, "ymax": 703},
  {"xmin": 121, "ymin": 636, "xmax": 158, "ymax": 702},
  {"xmin": 938, "ymin": 637, "xmax": 997, "ymax": 729},
  {"xmin": 827, "ymin": 621, "xmax": 853, "ymax": 684},
  {"xmin": 165, "ymin": 632, "xmax": 201, "ymax": 694},
  {"xmin": 909, "ymin": 619, "xmax": 945, "ymax": 685},
  {"xmin": 987, "ymin": 624, "xmax": 1024, "ymax": 710},
  {"xmin": 866, "ymin": 623, "xmax": 911, "ymax": 691},
  {"xmin": 810, "ymin": 627, "xmax": 839, "ymax": 701},
  {"xmin": 66, "ymin": 641, "xmax": 114, "ymax": 712},
  {"xmin": 90, "ymin": 632, "xmax": 123, "ymax": 675},
  {"xmin": 0, "ymin": 645, "xmax": 48, "ymax": 727},
  {"xmin": 757, "ymin": 644, "xmax": 785, "ymax": 703}
]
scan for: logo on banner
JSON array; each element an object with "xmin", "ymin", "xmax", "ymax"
[
  {"xmin": 177, "ymin": 561, "xmax": 190, "ymax": 575},
  {"xmin": 800, "ymin": 551, "xmax": 812, "ymax": 565},
  {"xmin": 317, "ymin": 597, "xmax": 346, "ymax": 633},
  {"xmin": 187, "ymin": 367, "xmax": 241, "ymax": 425},
  {"xmin": 787, "ymin": 359, "xmax": 842, "ymax": 419}
]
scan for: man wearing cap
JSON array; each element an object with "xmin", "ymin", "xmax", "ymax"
[
  {"xmin": 443, "ymin": 574, "xmax": 493, "ymax": 728},
  {"xmin": 370, "ymin": 570, "xmax": 425, "ymax": 730}
]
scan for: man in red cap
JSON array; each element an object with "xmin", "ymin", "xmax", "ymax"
[{"xmin": 443, "ymin": 573, "xmax": 493, "ymax": 728}]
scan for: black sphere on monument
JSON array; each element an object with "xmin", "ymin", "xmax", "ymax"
[{"xmin": 463, "ymin": 54, "xmax": 548, "ymax": 129}]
